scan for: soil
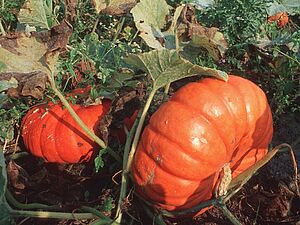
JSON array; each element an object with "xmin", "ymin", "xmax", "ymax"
[{"xmin": 4, "ymin": 112, "xmax": 300, "ymax": 225}]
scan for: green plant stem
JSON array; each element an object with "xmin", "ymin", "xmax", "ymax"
[
  {"xmin": 284, "ymin": 144, "xmax": 299, "ymax": 196},
  {"xmin": 128, "ymin": 29, "xmax": 139, "ymax": 45},
  {"xmin": 275, "ymin": 49, "xmax": 300, "ymax": 65},
  {"xmin": 6, "ymin": 152, "xmax": 29, "ymax": 161},
  {"xmin": 216, "ymin": 203, "xmax": 242, "ymax": 225},
  {"xmin": 114, "ymin": 114, "xmax": 140, "ymax": 223},
  {"xmin": 163, "ymin": 83, "xmax": 170, "ymax": 102},
  {"xmin": 92, "ymin": 15, "xmax": 100, "ymax": 33},
  {"xmin": 80, "ymin": 206, "xmax": 113, "ymax": 222},
  {"xmin": 125, "ymin": 89, "xmax": 156, "ymax": 173},
  {"xmin": 10, "ymin": 209, "xmax": 99, "ymax": 220},
  {"xmin": 0, "ymin": 19, "xmax": 6, "ymax": 36},
  {"xmin": 160, "ymin": 198, "xmax": 217, "ymax": 218},
  {"xmin": 142, "ymin": 204, "xmax": 167, "ymax": 225},
  {"xmin": 47, "ymin": 73, "xmax": 122, "ymax": 161},
  {"xmin": 47, "ymin": 73, "xmax": 107, "ymax": 150},
  {"xmin": 113, "ymin": 17, "xmax": 125, "ymax": 43},
  {"xmin": 6, "ymin": 187, "xmax": 113, "ymax": 221},
  {"xmin": 90, "ymin": 219, "xmax": 114, "ymax": 225},
  {"xmin": 6, "ymin": 190, "xmax": 60, "ymax": 211}
]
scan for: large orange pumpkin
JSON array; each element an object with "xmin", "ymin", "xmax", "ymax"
[
  {"xmin": 131, "ymin": 75, "xmax": 273, "ymax": 215},
  {"xmin": 21, "ymin": 100, "xmax": 111, "ymax": 164}
]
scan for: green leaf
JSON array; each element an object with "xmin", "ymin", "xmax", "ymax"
[
  {"xmin": 0, "ymin": 93, "xmax": 8, "ymax": 108},
  {"xmin": 161, "ymin": 5, "xmax": 185, "ymax": 50},
  {"xmin": 190, "ymin": 0, "xmax": 214, "ymax": 10},
  {"xmin": 267, "ymin": 2, "xmax": 287, "ymax": 16},
  {"xmin": 18, "ymin": 0, "xmax": 50, "ymax": 30},
  {"xmin": 0, "ymin": 149, "xmax": 12, "ymax": 224},
  {"xmin": 94, "ymin": 148, "xmax": 108, "ymax": 173},
  {"xmin": 101, "ymin": 197, "xmax": 114, "ymax": 212},
  {"xmin": 131, "ymin": 0, "xmax": 171, "ymax": 49},
  {"xmin": 0, "ymin": 148, "xmax": 7, "ymax": 201},
  {"xmin": 0, "ymin": 78, "xmax": 18, "ymax": 93},
  {"xmin": 167, "ymin": 5, "xmax": 185, "ymax": 34},
  {"xmin": 0, "ymin": 202, "xmax": 13, "ymax": 225},
  {"xmin": 0, "ymin": 62, "xmax": 7, "ymax": 72},
  {"xmin": 282, "ymin": 0, "xmax": 300, "ymax": 15},
  {"xmin": 125, "ymin": 49, "xmax": 228, "ymax": 90},
  {"xmin": 267, "ymin": 0, "xmax": 300, "ymax": 16}
]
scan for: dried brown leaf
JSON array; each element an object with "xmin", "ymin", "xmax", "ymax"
[
  {"xmin": 7, "ymin": 161, "xmax": 29, "ymax": 190},
  {"xmin": 92, "ymin": 0, "xmax": 136, "ymax": 16},
  {"xmin": 188, "ymin": 24, "xmax": 228, "ymax": 60},
  {"xmin": 65, "ymin": 0, "xmax": 78, "ymax": 22},
  {"xmin": 0, "ymin": 21, "xmax": 72, "ymax": 99},
  {"xmin": 178, "ymin": 5, "xmax": 228, "ymax": 61},
  {"xmin": 2, "ymin": 72, "xmax": 47, "ymax": 99},
  {"xmin": 99, "ymin": 85, "xmax": 143, "ymax": 143}
]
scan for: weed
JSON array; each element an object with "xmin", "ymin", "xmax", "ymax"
[
  {"xmin": 197, "ymin": 0, "xmax": 272, "ymax": 46},
  {"xmin": 0, "ymin": 0, "xmax": 25, "ymax": 31},
  {"xmin": 0, "ymin": 98, "xmax": 28, "ymax": 142}
]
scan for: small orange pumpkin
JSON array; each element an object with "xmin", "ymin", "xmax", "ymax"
[
  {"xmin": 268, "ymin": 12, "xmax": 289, "ymax": 28},
  {"xmin": 21, "ymin": 100, "xmax": 111, "ymax": 163}
]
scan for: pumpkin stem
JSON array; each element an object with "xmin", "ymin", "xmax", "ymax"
[
  {"xmin": 9, "ymin": 209, "xmax": 101, "ymax": 220},
  {"xmin": 6, "ymin": 190, "xmax": 113, "ymax": 221},
  {"xmin": 163, "ymin": 83, "xmax": 171, "ymax": 102},
  {"xmin": 126, "ymin": 89, "xmax": 156, "ymax": 172},
  {"xmin": 216, "ymin": 202, "xmax": 242, "ymax": 225},
  {"xmin": 115, "ymin": 89, "xmax": 156, "ymax": 224},
  {"xmin": 6, "ymin": 190, "xmax": 60, "ymax": 211},
  {"xmin": 114, "ymin": 111, "xmax": 140, "ymax": 223},
  {"xmin": 46, "ymin": 72, "xmax": 107, "ymax": 150},
  {"xmin": 278, "ymin": 143, "xmax": 299, "ymax": 196}
]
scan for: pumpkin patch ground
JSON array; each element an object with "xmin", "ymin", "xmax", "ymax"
[{"xmin": 0, "ymin": 0, "xmax": 299, "ymax": 225}]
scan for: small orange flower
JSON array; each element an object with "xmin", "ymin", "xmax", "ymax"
[{"xmin": 268, "ymin": 12, "xmax": 289, "ymax": 28}]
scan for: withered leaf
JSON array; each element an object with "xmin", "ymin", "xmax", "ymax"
[
  {"xmin": 179, "ymin": 5, "xmax": 228, "ymax": 61},
  {"xmin": 0, "ymin": 22, "xmax": 72, "ymax": 99},
  {"xmin": 99, "ymin": 86, "xmax": 143, "ymax": 144},
  {"xmin": 7, "ymin": 160, "xmax": 29, "ymax": 190},
  {"xmin": 188, "ymin": 24, "xmax": 228, "ymax": 61},
  {"xmin": 65, "ymin": 0, "xmax": 78, "ymax": 22},
  {"xmin": 92, "ymin": 0, "xmax": 136, "ymax": 16},
  {"xmin": 2, "ymin": 72, "xmax": 47, "ymax": 99}
]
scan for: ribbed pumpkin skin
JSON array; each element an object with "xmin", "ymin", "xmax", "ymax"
[
  {"xmin": 21, "ymin": 100, "xmax": 111, "ymax": 163},
  {"xmin": 131, "ymin": 75, "xmax": 273, "ymax": 214}
]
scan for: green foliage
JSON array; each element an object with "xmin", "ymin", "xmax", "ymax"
[
  {"xmin": 0, "ymin": 78, "xmax": 28, "ymax": 143},
  {"xmin": 18, "ymin": 0, "xmax": 50, "ymax": 29},
  {"xmin": 0, "ymin": 147, "xmax": 7, "ymax": 200},
  {"xmin": 0, "ymin": 0, "xmax": 25, "ymax": 30},
  {"xmin": 100, "ymin": 197, "xmax": 114, "ymax": 213},
  {"xmin": 94, "ymin": 148, "xmax": 108, "ymax": 173},
  {"xmin": 125, "ymin": 49, "xmax": 228, "ymax": 90},
  {"xmin": 252, "ymin": 24, "xmax": 300, "ymax": 114},
  {"xmin": 0, "ymin": 99, "xmax": 28, "ymax": 142},
  {"xmin": 0, "ymin": 146, "xmax": 13, "ymax": 224},
  {"xmin": 198, "ymin": 0, "xmax": 272, "ymax": 46}
]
